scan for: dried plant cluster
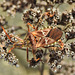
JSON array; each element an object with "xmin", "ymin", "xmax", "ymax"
[
  {"xmin": 0, "ymin": 0, "xmax": 75, "ymax": 16},
  {"xmin": 22, "ymin": 7, "xmax": 75, "ymax": 27},
  {"xmin": 0, "ymin": 0, "xmax": 75, "ymax": 74},
  {"xmin": 56, "ymin": 61, "xmax": 75, "ymax": 75},
  {"xmin": 0, "ymin": 0, "xmax": 27, "ymax": 16},
  {"xmin": 0, "ymin": 47, "xmax": 19, "ymax": 67},
  {"xmin": 0, "ymin": 15, "xmax": 7, "ymax": 26}
]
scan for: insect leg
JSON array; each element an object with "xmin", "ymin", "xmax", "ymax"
[
  {"xmin": 26, "ymin": 47, "xmax": 30, "ymax": 62},
  {"xmin": 8, "ymin": 46, "xmax": 15, "ymax": 53},
  {"xmin": 27, "ymin": 22, "xmax": 35, "ymax": 29},
  {"xmin": 8, "ymin": 42, "xmax": 23, "ymax": 53},
  {"xmin": 58, "ymin": 39, "xmax": 64, "ymax": 50},
  {"xmin": 10, "ymin": 34, "xmax": 23, "ymax": 42},
  {"xmin": 8, "ymin": 42, "xmax": 17, "ymax": 53}
]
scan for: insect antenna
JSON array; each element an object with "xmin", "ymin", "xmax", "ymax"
[{"xmin": 1, "ymin": 26, "xmax": 12, "ymax": 42}]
